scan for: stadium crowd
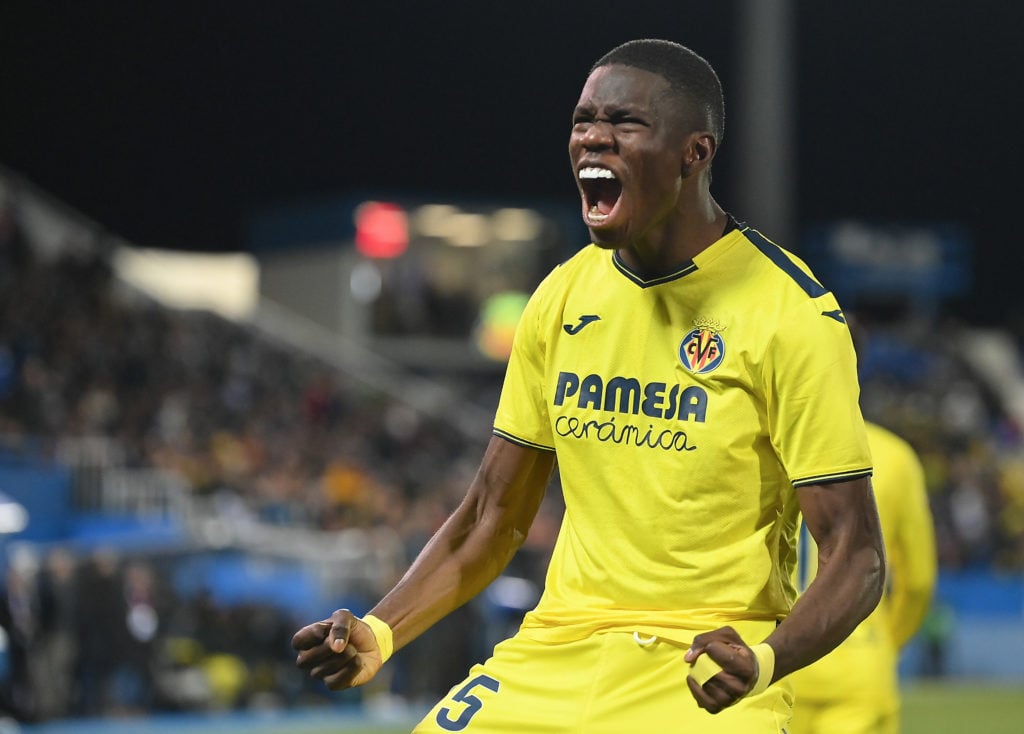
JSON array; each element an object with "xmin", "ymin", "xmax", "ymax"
[
  {"xmin": 0, "ymin": 195, "xmax": 1022, "ymax": 722},
  {"xmin": 855, "ymin": 325, "xmax": 1024, "ymax": 571},
  {"xmin": 0, "ymin": 197, "xmax": 558, "ymax": 723}
]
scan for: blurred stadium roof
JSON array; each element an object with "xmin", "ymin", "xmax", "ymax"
[{"xmin": 1, "ymin": 1, "xmax": 1022, "ymax": 322}]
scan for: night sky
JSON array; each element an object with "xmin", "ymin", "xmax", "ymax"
[{"xmin": 2, "ymin": 1, "xmax": 1022, "ymax": 324}]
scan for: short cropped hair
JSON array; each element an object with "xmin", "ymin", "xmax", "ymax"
[{"xmin": 592, "ymin": 39, "xmax": 725, "ymax": 145}]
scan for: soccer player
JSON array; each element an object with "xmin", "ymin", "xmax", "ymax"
[
  {"xmin": 789, "ymin": 326, "xmax": 937, "ymax": 734},
  {"xmin": 293, "ymin": 38, "xmax": 886, "ymax": 732}
]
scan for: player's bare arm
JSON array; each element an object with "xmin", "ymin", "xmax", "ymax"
[
  {"xmin": 685, "ymin": 476, "xmax": 885, "ymax": 713},
  {"xmin": 768, "ymin": 476, "xmax": 885, "ymax": 676},
  {"xmin": 293, "ymin": 436, "xmax": 555, "ymax": 690}
]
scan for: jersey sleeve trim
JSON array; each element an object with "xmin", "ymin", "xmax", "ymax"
[
  {"xmin": 492, "ymin": 428, "xmax": 556, "ymax": 452},
  {"xmin": 792, "ymin": 467, "xmax": 873, "ymax": 488}
]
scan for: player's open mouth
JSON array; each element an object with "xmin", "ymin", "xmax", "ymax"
[{"xmin": 579, "ymin": 166, "xmax": 622, "ymax": 226}]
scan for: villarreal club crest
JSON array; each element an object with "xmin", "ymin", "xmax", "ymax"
[{"xmin": 679, "ymin": 317, "xmax": 726, "ymax": 374}]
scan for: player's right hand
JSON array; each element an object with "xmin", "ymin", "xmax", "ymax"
[
  {"xmin": 292, "ymin": 608, "xmax": 383, "ymax": 690},
  {"xmin": 683, "ymin": 626, "xmax": 758, "ymax": 714}
]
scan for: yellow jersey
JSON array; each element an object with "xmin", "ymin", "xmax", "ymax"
[{"xmin": 493, "ymin": 222, "xmax": 872, "ymax": 644}]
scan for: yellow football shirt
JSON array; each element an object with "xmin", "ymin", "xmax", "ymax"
[
  {"xmin": 790, "ymin": 421, "xmax": 937, "ymax": 720},
  {"xmin": 494, "ymin": 223, "xmax": 872, "ymax": 644}
]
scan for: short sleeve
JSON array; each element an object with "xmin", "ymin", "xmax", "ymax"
[
  {"xmin": 492, "ymin": 273, "xmax": 557, "ymax": 451},
  {"xmin": 763, "ymin": 300, "xmax": 872, "ymax": 486}
]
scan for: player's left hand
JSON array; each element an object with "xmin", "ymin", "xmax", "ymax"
[{"xmin": 684, "ymin": 626, "xmax": 759, "ymax": 714}]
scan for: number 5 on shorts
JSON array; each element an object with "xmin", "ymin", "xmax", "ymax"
[{"xmin": 435, "ymin": 674, "xmax": 500, "ymax": 731}]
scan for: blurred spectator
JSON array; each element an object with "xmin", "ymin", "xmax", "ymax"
[
  {"xmin": 35, "ymin": 548, "xmax": 78, "ymax": 719},
  {"xmin": 0, "ymin": 558, "xmax": 41, "ymax": 721},
  {"xmin": 117, "ymin": 560, "xmax": 167, "ymax": 712},
  {"xmin": 73, "ymin": 549, "xmax": 122, "ymax": 716}
]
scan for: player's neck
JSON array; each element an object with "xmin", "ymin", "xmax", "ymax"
[{"xmin": 617, "ymin": 199, "xmax": 727, "ymax": 278}]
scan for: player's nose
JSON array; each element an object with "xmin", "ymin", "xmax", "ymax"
[{"xmin": 580, "ymin": 121, "xmax": 614, "ymax": 150}]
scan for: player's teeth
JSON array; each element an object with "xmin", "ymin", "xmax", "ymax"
[
  {"xmin": 588, "ymin": 205, "xmax": 608, "ymax": 222},
  {"xmin": 579, "ymin": 167, "xmax": 616, "ymax": 180}
]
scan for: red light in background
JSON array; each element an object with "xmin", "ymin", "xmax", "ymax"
[{"xmin": 355, "ymin": 201, "xmax": 408, "ymax": 258}]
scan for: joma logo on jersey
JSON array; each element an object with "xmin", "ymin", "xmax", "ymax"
[
  {"xmin": 553, "ymin": 371, "xmax": 708, "ymax": 423},
  {"xmin": 679, "ymin": 320, "xmax": 726, "ymax": 374}
]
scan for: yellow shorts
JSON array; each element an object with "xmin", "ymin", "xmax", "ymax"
[
  {"xmin": 412, "ymin": 630, "xmax": 793, "ymax": 733},
  {"xmin": 789, "ymin": 697, "xmax": 898, "ymax": 734}
]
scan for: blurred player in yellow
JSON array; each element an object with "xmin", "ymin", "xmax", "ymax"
[
  {"xmin": 790, "ymin": 322, "xmax": 937, "ymax": 734},
  {"xmin": 293, "ymin": 39, "xmax": 886, "ymax": 733}
]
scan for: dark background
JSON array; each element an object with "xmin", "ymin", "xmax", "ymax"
[{"xmin": 2, "ymin": 1, "xmax": 1021, "ymax": 325}]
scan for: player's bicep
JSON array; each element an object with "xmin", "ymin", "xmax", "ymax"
[
  {"xmin": 469, "ymin": 435, "xmax": 555, "ymax": 540},
  {"xmin": 796, "ymin": 477, "xmax": 884, "ymax": 568}
]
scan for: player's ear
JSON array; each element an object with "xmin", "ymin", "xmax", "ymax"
[
  {"xmin": 682, "ymin": 132, "xmax": 717, "ymax": 176},
  {"xmin": 693, "ymin": 132, "xmax": 716, "ymax": 164}
]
